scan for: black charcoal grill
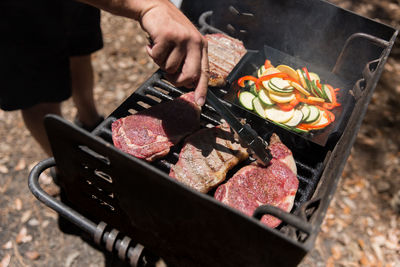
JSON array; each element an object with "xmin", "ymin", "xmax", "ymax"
[{"xmin": 28, "ymin": 1, "xmax": 397, "ymax": 266}]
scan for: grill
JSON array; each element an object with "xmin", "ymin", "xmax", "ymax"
[{"xmin": 28, "ymin": 1, "xmax": 397, "ymax": 266}]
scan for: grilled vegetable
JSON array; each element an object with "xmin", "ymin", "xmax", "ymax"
[
  {"xmin": 265, "ymin": 106, "xmax": 295, "ymax": 123},
  {"xmin": 239, "ymin": 91, "xmax": 256, "ymax": 110},
  {"xmin": 304, "ymin": 105, "xmax": 320, "ymax": 123},
  {"xmin": 258, "ymin": 89, "xmax": 275, "ymax": 106},
  {"xmin": 236, "ymin": 59, "xmax": 342, "ymax": 132},
  {"xmin": 276, "ymin": 65, "xmax": 299, "ymax": 80},
  {"xmin": 284, "ymin": 110, "xmax": 304, "ymax": 127},
  {"xmin": 269, "ymin": 91, "xmax": 296, "ymax": 103},
  {"xmin": 252, "ymin": 97, "xmax": 267, "ymax": 118}
]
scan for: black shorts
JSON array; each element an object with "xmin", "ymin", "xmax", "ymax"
[{"xmin": 0, "ymin": 0, "xmax": 103, "ymax": 111}]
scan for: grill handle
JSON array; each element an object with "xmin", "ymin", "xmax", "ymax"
[
  {"xmin": 252, "ymin": 205, "xmax": 314, "ymax": 235},
  {"xmin": 28, "ymin": 158, "xmax": 156, "ymax": 267},
  {"xmin": 28, "ymin": 158, "xmax": 99, "ymax": 234}
]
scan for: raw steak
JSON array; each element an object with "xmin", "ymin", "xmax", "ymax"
[
  {"xmin": 205, "ymin": 33, "xmax": 247, "ymax": 87},
  {"xmin": 169, "ymin": 122, "xmax": 249, "ymax": 193},
  {"xmin": 214, "ymin": 134, "xmax": 298, "ymax": 228},
  {"xmin": 112, "ymin": 92, "xmax": 201, "ymax": 162}
]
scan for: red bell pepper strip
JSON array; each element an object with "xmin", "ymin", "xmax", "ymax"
[
  {"xmin": 295, "ymin": 92, "xmax": 323, "ymax": 106},
  {"xmin": 289, "ymin": 97, "xmax": 300, "ymax": 107},
  {"xmin": 257, "ymin": 72, "xmax": 288, "ymax": 82},
  {"xmin": 282, "ymin": 76, "xmax": 302, "ymax": 86},
  {"xmin": 302, "ymin": 67, "xmax": 311, "ymax": 81},
  {"xmin": 238, "ymin": 75, "xmax": 259, "ymax": 88},
  {"xmin": 264, "ymin": 59, "xmax": 273, "ymax": 69},
  {"xmin": 296, "ymin": 124, "xmax": 310, "ymax": 131},
  {"xmin": 277, "ymin": 103, "xmax": 295, "ymax": 111}
]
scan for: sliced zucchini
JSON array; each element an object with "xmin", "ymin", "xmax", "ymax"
[
  {"xmin": 268, "ymin": 91, "xmax": 295, "ymax": 103},
  {"xmin": 252, "ymin": 97, "xmax": 267, "ymax": 118},
  {"xmin": 263, "ymin": 81, "xmax": 293, "ymax": 96},
  {"xmin": 239, "ymin": 91, "xmax": 256, "ymax": 110},
  {"xmin": 258, "ymin": 89, "xmax": 275, "ymax": 106},
  {"xmin": 265, "ymin": 106, "xmax": 295, "ymax": 123},
  {"xmin": 296, "ymin": 69, "xmax": 307, "ymax": 89},
  {"xmin": 269, "ymin": 82, "xmax": 294, "ymax": 94},
  {"xmin": 309, "ymin": 72, "xmax": 320, "ymax": 82},
  {"xmin": 304, "ymin": 105, "xmax": 320, "ymax": 123},
  {"xmin": 312, "ymin": 80, "xmax": 328, "ymax": 99},
  {"xmin": 249, "ymin": 83, "xmax": 258, "ymax": 95},
  {"xmin": 312, "ymin": 111, "xmax": 329, "ymax": 128},
  {"xmin": 323, "ymin": 84, "xmax": 333, "ymax": 103},
  {"xmin": 269, "ymin": 78, "xmax": 292, "ymax": 90},
  {"xmin": 257, "ymin": 65, "xmax": 266, "ymax": 78},
  {"xmin": 284, "ymin": 109, "xmax": 304, "ymax": 127},
  {"xmin": 300, "ymin": 105, "xmax": 311, "ymax": 121}
]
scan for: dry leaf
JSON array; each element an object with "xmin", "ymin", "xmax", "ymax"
[
  {"xmin": 14, "ymin": 198, "xmax": 22, "ymax": 211},
  {"xmin": 360, "ymin": 253, "xmax": 370, "ymax": 266},
  {"xmin": 25, "ymin": 251, "xmax": 40, "ymax": 260},
  {"xmin": 41, "ymin": 220, "xmax": 50, "ymax": 228},
  {"xmin": 15, "ymin": 227, "xmax": 32, "ymax": 244},
  {"xmin": 28, "ymin": 218, "xmax": 39, "ymax": 227},
  {"xmin": 331, "ymin": 245, "xmax": 342, "ymax": 260},
  {"xmin": 2, "ymin": 241, "xmax": 12, "ymax": 250},
  {"xmin": 0, "ymin": 254, "xmax": 11, "ymax": 267},
  {"xmin": 14, "ymin": 159, "xmax": 26, "ymax": 171},
  {"xmin": 39, "ymin": 172, "xmax": 52, "ymax": 185},
  {"xmin": 65, "ymin": 251, "xmax": 80, "ymax": 267},
  {"xmin": 358, "ymin": 239, "xmax": 366, "ymax": 250},
  {"xmin": 0, "ymin": 164, "xmax": 8, "ymax": 174},
  {"xmin": 326, "ymin": 257, "xmax": 335, "ymax": 267},
  {"xmin": 20, "ymin": 210, "xmax": 32, "ymax": 224}
]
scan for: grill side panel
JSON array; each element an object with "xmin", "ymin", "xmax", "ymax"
[{"xmin": 45, "ymin": 115, "xmax": 307, "ymax": 267}]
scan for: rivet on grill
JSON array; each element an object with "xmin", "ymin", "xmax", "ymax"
[
  {"xmin": 228, "ymin": 6, "xmax": 240, "ymax": 15},
  {"xmin": 241, "ymin": 12, "xmax": 255, "ymax": 17},
  {"xmin": 226, "ymin": 24, "xmax": 236, "ymax": 35}
]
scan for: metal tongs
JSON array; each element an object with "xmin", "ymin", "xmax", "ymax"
[{"xmin": 206, "ymin": 90, "xmax": 272, "ymax": 166}]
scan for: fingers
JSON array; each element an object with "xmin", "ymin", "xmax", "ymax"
[
  {"xmin": 164, "ymin": 45, "xmax": 185, "ymax": 74},
  {"xmin": 194, "ymin": 44, "xmax": 209, "ymax": 106},
  {"xmin": 171, "ymin": 35, "xmax": 202, "ymax": 86},
  {"xmin": 139, "ymin": 2, "xmax": 209, "ymax": 105},
  {"xmin": 164, "ymin": 36, "xmax": 208, "ymax": 106},
  {"xmin": 147, "ymin": 41, "xmax": 173, "ymax": 68}
]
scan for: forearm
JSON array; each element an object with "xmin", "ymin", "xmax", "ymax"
[{"xmin": 78, "ymin": 0, "xmax": 171, "ymax": 21}]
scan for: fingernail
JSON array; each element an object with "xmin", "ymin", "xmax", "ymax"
[{"xmin": 196, "ymin": 96, "xmax": 205, "ymax": 106}]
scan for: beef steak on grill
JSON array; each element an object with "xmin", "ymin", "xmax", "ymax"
[
  {"xmin": 214, "ymin": 134, "xmax": 298, "ymax": 228},
  {"xmin": 169, "ymin": 122, "xmax": 249, "ymax": 193},
  {"xmin": 205, "ymin": 33, "xmax": 247, "ymax": 87},
  {"xmin": 112, "ymin": 92, "xmax": 201, "ymax": 162}
]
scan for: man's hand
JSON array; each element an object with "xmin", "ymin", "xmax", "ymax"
[
  {"xmin": 78, "ymin": 0, "xmax": 209, "ymax": 106},
  {"xmin": 139, "ymin": 0, "xmax": 208, "ymax": 106}
]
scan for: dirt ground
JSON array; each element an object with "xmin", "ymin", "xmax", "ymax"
[{"xmin": 1, "ymin": 1, "xmax": 399, "ymax": 266}]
